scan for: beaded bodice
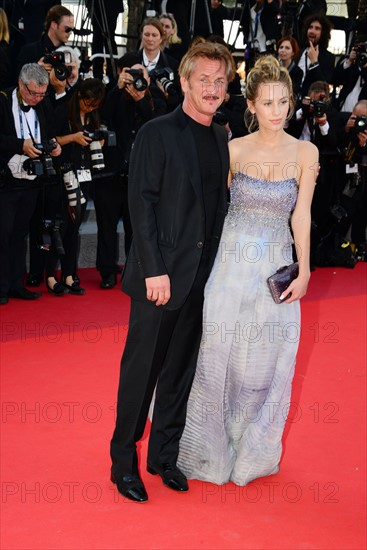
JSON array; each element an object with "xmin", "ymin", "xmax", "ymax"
[{"xmin": 226, "ymin": 173, "xmax": 298, "ymax": 236}]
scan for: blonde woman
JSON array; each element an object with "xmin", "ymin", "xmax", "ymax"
[
  {"xmin": 178, "ymin": 55, "xmax": 318, "ymax": 486},
  {"xmin": 159, "ymin": 13, "xmax": 186, "ymax": 62}
]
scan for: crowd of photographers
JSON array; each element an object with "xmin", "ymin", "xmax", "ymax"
[{"xmin": 0, "ymin": 2, "xmax": 366, "ymax": 305}]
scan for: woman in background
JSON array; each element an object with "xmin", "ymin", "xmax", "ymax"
[
  {"xmin": 277, "ymin": 35, "xmax": 303, "ymax": 99},
  {"xmin": 0, "ymin": 8, "xmax": 12, "ymax": 89}
]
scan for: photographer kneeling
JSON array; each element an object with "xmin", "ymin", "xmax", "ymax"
[
  {"xmin": 44, "ymin": 78, "xmax": 105, "ymax": 296},
  {"xmin": 94, "ymin": 53, "xmax": 167, "ymax": 289},
  {"xmin": 0, "ymin": 63, "xmax": 61, "ymax": 305}
]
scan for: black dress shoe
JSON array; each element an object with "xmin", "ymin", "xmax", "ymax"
[
  {"xmin": 110, "ymin": 472, "xmax": 148, "ymax": 502},
  {"xmin": 26, "ymin": 273, "xmax": 43, "ymax": 287},
  {"xmin": 62, "ymin": 279, "xmax": 85, "ymax": 295},
  {"xmin": 47, "ymin": 281, "xmax": 69, "ymax": 296},
  {"xmin": 147, "ymin": 463, "xmax": 189, "ymax": 492},
  {"xmin": 100, "ymin": 274, "xmax": 116, "ymax": 289},
  {"xmin": 0, "ymin": 295, "xmax": 8, "ymax": 305},
  {"xmin": 9, "ymin": 288, "xmax": 42, "ymax": 300}
]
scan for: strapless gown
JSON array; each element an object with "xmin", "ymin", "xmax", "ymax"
[{"xmin": 177, "ymin": 173, "xmax": 300, "ymax": 486}]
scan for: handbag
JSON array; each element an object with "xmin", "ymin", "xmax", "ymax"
[{"xmin": 267, "ymin": 262, "xmax": 299, "ymax": 304}]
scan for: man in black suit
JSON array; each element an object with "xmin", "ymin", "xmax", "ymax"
[
  {"xmin": 0, "ymin": 63, "xmax": 61, "ymax": 305},
  {"xmin": 296, "ymin": 13, "xmax": 335, "ymax": 96},
  {"xmin": 16, "ymin": 4, "xmax": 74, "ymax": 75},
  {"xmin": 110, "ymin": 41, "xmax": 235, "ymax": 502}
]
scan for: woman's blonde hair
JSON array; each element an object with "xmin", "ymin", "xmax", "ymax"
[
  {"xmin": 159, "ymin": 13, "xmax": 182, "ymax": 45},
  {"xmin": 245, "ymin": 55, "xmax": 294, "ymax": 132},
  {"xmin": 0, "ymin": 8, "xmax": 10, "ymax": 43}
]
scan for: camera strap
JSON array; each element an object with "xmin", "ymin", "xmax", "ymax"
[{"xmin": 18, "ymin": 103, "xmax": 39, "ymax": 142}]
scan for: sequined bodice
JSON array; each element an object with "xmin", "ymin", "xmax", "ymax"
[{"xmin": 226, "ymin": 173, "xmax": 298, "ymax": 236}]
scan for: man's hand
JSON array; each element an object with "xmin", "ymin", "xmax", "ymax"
[
  {"xmin": 357, "ymin": 130, "xmax": 367, "ymax": 148},
  {"xmin": 50, "ymin": 142, "xmax": 62, "ymax": 156},
  {"xmin": 22, "ymin": 138, "xmax": 42, "ymax": 158},
  {"xmin": 145, "ymin": 274, "xmax": 171, "ymax": 306},
  {"xmin": 117, "ymin": 68, "xmax": 134, "ymax": 90},
  {"xmin": 49, "ymin": 68, "xmax": 66, "ymax": 95},
  {"xmin": 308, "ymin": 41, "xmax": 319, "ymax": 64},
  {"xmin": 38, "ymin": 57, "xmax": 52, "ymax": 74},
  {"xmin": 315, "ymin": 113, "xmax": 327, "ymax": 126},
  {"xmin": 125, "ymin": 84, "xmax": 146, "ymax": 102},
  {"xmin": 345, "ymin": 114, "xmax": 356, "ymax": 133}
]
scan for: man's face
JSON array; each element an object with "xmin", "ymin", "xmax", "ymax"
[
  {"xmin": 181, "ymin": 57, "xmax": 228, "ymax": 124},
  {"xmin": 19, "ymin": 79, "xmax": 48, "ymax": 107},
  {"xmin": 310, "ymin": 90, "xmax": 328, "ymax": 102},
  {"xmin": 307, "ymin": 21, "xmax": 322, "ymax": 45},
  {"xmin": 50, "ymin": 15, "xmax": 74, "ymax": 45}
]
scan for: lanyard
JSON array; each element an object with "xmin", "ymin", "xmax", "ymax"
[{"xmin": 18, "ymin": 103, "xmax": 39, "ymax": 142}]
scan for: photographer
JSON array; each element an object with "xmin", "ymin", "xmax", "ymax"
[
  {"xmin": 43, "ymin": 78, "xmax": 105, "ymax": 296},
  {"xmin": 135, "ymin": 18, "xmax": 182, "ymax": 112},
  {"xmin": 336, "ymin": 100, "xmax": 367, "ymax": 260},
  {"xmin": 0, "ymin": 63, "xmax": 61, "ymax": 305},
  {"xmin": 332, "ymin": 43, "xmax": 367, "ymax": 112},
  {"xmin": 296, "ymin": 14, "xmax": 335, "ymax": 96},
  {"xmin": 94, "ymin": 53, "xmax": 167, "ymax": 289},
  {"xmin": 16, "ymin": 5, "xmax": 74, "ymax": 80},
  {"xmin": 287, "ymin": 80, "xmax": 342, "ymax": 229}
]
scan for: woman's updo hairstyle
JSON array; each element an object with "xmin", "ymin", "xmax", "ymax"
[{"xmin": 245, "ymin": 55, "xmax": 294, "ymax": 132}]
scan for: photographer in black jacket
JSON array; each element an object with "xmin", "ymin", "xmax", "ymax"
[
  {"xmin": 0, "ymin": 63, "xmax": 61, "ymax": 305},
  {"xmin": 94, "ymin": 53, "xmax": 167, "ymax": 289}
]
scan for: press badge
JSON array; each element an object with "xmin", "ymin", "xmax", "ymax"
[
  {"xmin": 77, "ymin": 169, "xmax": 92, "ymax": 182},
  {"xmin": 345, "ymin": 163, "xmax": 358, "ymax": 174}
]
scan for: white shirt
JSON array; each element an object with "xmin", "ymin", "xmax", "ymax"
[{"xmin": 143, "ymin": 50, "xmax": 160, "ymax": 72}]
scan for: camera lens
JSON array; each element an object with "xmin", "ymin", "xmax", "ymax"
[{"xmin": 90, "ymin": 141, "xmax": 105, "ymax": 171}]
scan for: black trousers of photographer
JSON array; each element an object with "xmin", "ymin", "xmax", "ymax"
[
  {"xmin": 44, "ymin": 182, "xmax": 89, "ymax": 281},
  {"xmin": 0, "ymin": 186, "xmax": 39, "ymax": 295},
  {"xmin": 93, "ymin": 173, "xmax": 132, "ymax": 278}
]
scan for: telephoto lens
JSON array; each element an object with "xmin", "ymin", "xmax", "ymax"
[
  {"xmin": 63, "ymin": 170, "xmax": 86, "ymax": 206},
  {"xmin": 90, "ymin": 141, "xmax": 105, "ymax": 170}
]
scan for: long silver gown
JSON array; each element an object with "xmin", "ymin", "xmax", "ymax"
[{"xmin": 177, "ymin": 173, "xmax": 301, "ymax": 486}]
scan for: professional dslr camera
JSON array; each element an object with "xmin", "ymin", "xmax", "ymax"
[
  {"xmin": 38, "ymin": 217, "xmax": 65, "ymax": 256},
  {"xmin": 213, "ymin": 109, "xmax": 229, "ymax": 126},
  {"xmin": 301, "ymin": 96, "xmax": 328, "ymax": 118},
  {"xmin": 125, "ymin": 69, "xmax": 148, "ymax": 91},
  {"xmin": 349, "ymin": 115, "xmax": 367, "ymax": 135},
  {"xmin": 83, "ymin": 126, "xmax": 117, "ymax": 171},
  {"xmin": 23, "ymin": 138, "xmax": 58, "ymax": 177},
  {"xmin": 43, "ymin": 51, "xmax": 72, "ymax": 81},
  {"xmin": 354, "ymin": 43, "xmax": 367, "ymax": 67},
  {"xmin": 149, "ymin": 67, "xmax": 177, "ymax": 96}
]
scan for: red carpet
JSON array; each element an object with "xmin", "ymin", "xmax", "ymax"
[{"xmin": 1, "ymin": 265, "xmax": 366, "ymax": 550}]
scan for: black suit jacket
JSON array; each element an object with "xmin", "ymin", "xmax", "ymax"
[
  {"xmin": 122, "ymin": 106, "xmax": 229, "ymax": 310},
  {"xmin": 332, "ymin": 58, "xmax": 367, "ymax": 110},
  {"xmin": 298, "ymin": 47, "xmax": 335, "ymax": 96},
  {"xmin": 0, "ymin": 87, "xmax": 56, "ymax": 176}
]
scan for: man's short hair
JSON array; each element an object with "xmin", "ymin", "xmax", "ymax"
[
  {"xmin": 44, "ymin": 5, "xmax": 73, "ymax": 33},
  {"xmin": 19, "ymin": 63, "xmax": 49, "ymax": 86},
  {"xmin": 179, "ymin": 42, "xmax": 236, "ymax": 82},
  {"xmin": 308, "ymin": 80, "xmax": 329, "ymax": 98}
]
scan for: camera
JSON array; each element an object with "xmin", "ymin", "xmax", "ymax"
[
  {"xmin": 301, "ymin": 96, "xmax": 328, "ymax": 118},
  {"xmin": 149, "ymin": 67, "xmax": 177, "ymax": 96},
  {"xmin": 83, "ymin": 127, "xmax": 117, "ymax": 147},
  {"xmin": 43, "ymin": 51, "xmax": 72, "ymax": 81},
  {"xmin": 125, "ymin": 69, "xmax": 148, "ymax": 92},
  {"xmin": 38, "ymin": 217, "xmax": 65, "ymax": 256},
  {"xmin": 23, "ymin": 139, "xmax": 57, "ymax": 177},
  {"xmin": 354, "ymin": 43, "xmax": 367, "ymax": 67},
  {"xmin": 350, "ymin": 115, "xmax": 367, "ymax": 135}
]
